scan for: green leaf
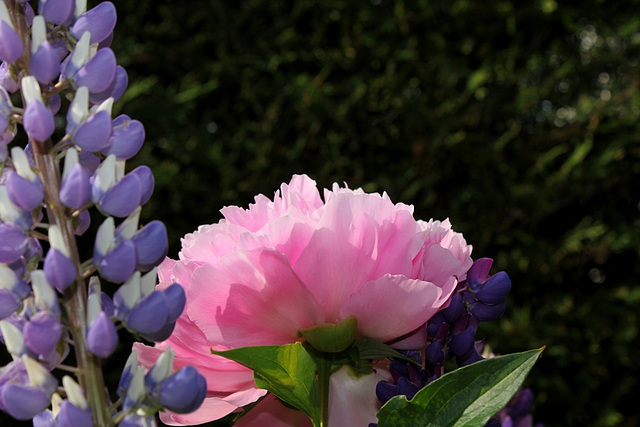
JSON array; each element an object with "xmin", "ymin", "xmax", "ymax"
[
  {"xmin": 377, "ymin": 347, "xmax": 544, "ymax": 427},
  {"xmin": 354, "ymin": 337, "xmax": 422, "ymax": 365},
  {"xmin": 299, "ymin": 315, "xmax": 358, "ymax": 353},
  {"xmin": 212, "ymin": 342, "xmax": 320, "ymax": 423}
]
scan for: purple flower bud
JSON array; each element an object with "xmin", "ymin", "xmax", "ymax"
[
  {"xmin": 449, "ymin": 325, "xmax": 476, "ymax": 357},
  {"xmin": 71, "ymin": 2, "xmax": 117, "ymax": 44},
  {"xmin": 164, "ymin": 283, "xmax": 186, "ymax": 323},
  {"xmin": 86, "ymin": 311, "xmax": 117, "ymax": 358},
  {"xmin": 24, "ymin": 100, "xmax": 55, "ymax": 142},
  {"xmin": 56, "ymin": 400, "xmax": 93, "ymax": 427},
  {"xmin": 98, "ymin": 173, "xmax": 142, "ymax": 217},
  {"xmin": 132, "ymin": 221, "xmax": 168, "ymax": 271},
  {"xmin": 159, "ymin": 366, "xmax": 206, "ymax": 414},
  {"xmin": 38, "ymin": 0, "xmax": 75, "ymax": 25},
  {"xmin": 440, "ymin": 292, "xmax": 464, "ymax": 323},
  {"xmin": 90, "ymin": 65, "xmax": 128, "ymax": 104},
  {"xmin": 125, "ymin": 290, "xmax": 168, "ymax": 336},
  {"xmin": 0, "ymin": 223, "xmax": 27, "ymax": 263},
  {"xmin": 0, "ymin": 62, "xmax": 18, "ymax": 92},
  {"xmin": 75, "ymin": 48, "xmax": 117, "ymax": 93},
  {"xmin": 425, "ymin": 338, "xmax": 445, "ymax": 365},
  {"xmin": 73, "ymin": 109, "xmax": 112, "ymax": 152},
  {"xmin": 469, "ymin": 300, "xmax": 507, "ymax": 322},
  {"xmin": 456, "ymin": 345, "xmax": 484, "ymax": 367},
  {"xmin": 23, "ymin": 311, "xmax": 62, "ymax": 356},
  {"xmin": 130, "ymin": 165, "xmax": 154, "ymax": 205},
  {"xmin": 32, "ymin": 408, "xmax": 55, "ymax": 427},
  {"xmin": 47, "ymin": 93, "xmax": 61, "ymax": 115},
  {"xmin": 97, "ymin": 239, "xmax": 137, "ymax": 283},
  {"xmin": 426, "ymin": 312, "xmax": 446, "ymax": 338},
  {"xmin": 101, "ymin": 115, "xmax": 144, "ymax": 160},
  {"xmin": 467, "ymin": 257, "xmax": 493, "ymax": 290},
  {"xmin": 60, "ymin": 163, "xmax": 91, "ymax": 209},
  {"xmin": 30, "ymin": 41, "xmax": 61, "ymax": 84},
  {"xmin": 44, "ymin": 248, "xmax": 76, "ymax": 291},
  {"xmin": 6, "ymin": 170, "xmax": 44, "ymax": 210},
  {"xmin": 0, "ymin": 21, "xmax": 23, "ymax": 63},
  {"xmin": 474, "ymin": 271, "xmax": 512, "ymax": 305},
  {"xmin": 140, "ymin": 320, "xmax": 176, "ymax": 342},
  {"xmin": 0, "ymin": 381, "xmax": 52, "ymax": 420},
  {"xmin": 0, "ymin": 291, "xmax": 19, "ymax": 320},
  {"xmin": 376, "ymin": 380, "xmax": 398, "ymax": 405}
]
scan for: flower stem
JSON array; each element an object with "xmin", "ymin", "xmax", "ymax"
[
  {"xmin": 316, "ymin": 356, "xmax": 331, "ymax": 427},
  {"xmin": 31, "ymin": 139, "xmax": 114, "ymax": 427}
]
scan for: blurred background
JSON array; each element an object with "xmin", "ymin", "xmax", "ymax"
[
  {"xmin": 115, "ymin": 0, "xmax": 639, "ymax": 426},
  {"xmin": 3, "ymin": 0, "xmax": 639, "ymax": 426}
]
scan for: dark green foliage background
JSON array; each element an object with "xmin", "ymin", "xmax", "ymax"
[
  {"xmin": 109, "ymin": 0, "xmax": 639, "ymax": 425},
  {"xmin": 3, "ymin": 0, "xmax": 638, "ymax": 426}
]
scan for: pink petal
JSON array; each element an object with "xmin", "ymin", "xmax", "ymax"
[
  {"xmin": 160, "ymin": 388, "xmax": 268, "ymax": 426},
  {"xmin": 328, "ymin": 365, "xmax": 391, "ymax": 426},
  {"xmin": 186, "ymin": 248, "xmax": 324, "ymax": 347},
  {"xmin": 234, "ymin": 394, "xmax": 312, "ymax": 427},
  {"xmin": 340, "ymin": 274, "xmax": 455, "ymax": 342},
  {"xmin": 179, "ymin": 221, "xmax": 245, "ymax": 266},
  {"xmin": 420, "ymin": 244, "xmax": 472, "ymax": 286},
  {"xmin": 294, "ymin": 192, "xmax": 420, "ymax": 320}
]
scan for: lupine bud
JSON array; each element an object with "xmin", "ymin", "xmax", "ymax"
[
  {"xmin": 31, "ymin": 270, "xmax": 61, "ymax": 315},
  {"xmin": 21, "ymin": 77, "xmax": 55, "ymax": 142},
  {"xmin": 0, "ymin": 2, "xmax": 23, "ymax": 63},
  {"xmin": 132, "ymin": 220, "xmax": 168, "ymax": 271},
  {"xmin": 0, "ymin": 290, "xmax": 19, "ymax": 320},
  {"xmin": 30, "ymin": 16, "xmax": 61, "ymax": 84},
  {"xmin": 0, "ymin": 320, "xmax": 26, "ymax": 357},
  {"xmin": 144, "ymin": 347, "xmax": 174, "ymax": 391},
  {"xmin": 44, "ymin": 225, "xmax": 76, "ymax": 291},
  {"xmin": 23, "ymin": 311, "xmax": 62, "ymax": 356},
  {"xmin": 97, "ymin": 238, "xmax": 137, "ymax": 283},
  {"xmin": 90, "ymin": 65, "xmax": 128, "ymax": 104},
  {"xmin": 425, "ymin": 339, "xmax": 445, "ymax": 365},
  {"xmin": 7, "ymin": 146, "xmax": 45, "ymax": 210},
  {"xmin": 60, "ymin": 149, "xmax": 91, "ymax": 209},
  {"xmin": 67, "ymin": 87, "xmax": 113, "ymax": 151},
  {"xmin": 0, "ymin": 186, "xmax": 33, "ymax": 229},
  {"xmin": 474, "ymin": 271, "xmax": 512, "ymax": 305},
  {"xmin": 0, "ymin": 62, "xmax": 19, "ymax": 93},
  {"xmin": 6, "ymin": 170, "xmax": 44, "ymax": 210},
  {"xmin": 101, "ymin": 115, "xmax": 144, "ymax": 159},
  {"xmin": 71, "ymin": 1, "xmax": 117, "ymax": 44},
  {"xmin": 449, "ymin": 325, "xmax": 475, "ymax": 357},
  {"xmin": 124, "ymin": 362, "xmax": 146, "ymax": 410},
  {"xmin": 99, "ymin": 172, "xmax": 143, "ymax": 217},
  {"xmin": 75, "ymin": 47, "xmax": 116, "ymax": 93},
  {"xmin": 87, "ymin": 282, "xmax": 118, "ymax": 357},
  {"xmin": 440, "ymin": 292, "xmax": 464, "ymax": 323},
  {"xmin": 0, "ymin": 263, "xmax": 30, "ymax": 299},
  {"xmin": 130, "ymin": 165, "xmax": 154, "ymax": 205},
  {"xmin": 163, "ymin": 283, "xmax": 186, "ymax": 324},
  {"xmin": 159, "ymin": 366, "xmax": 207, "ymax": 414},
  {"xmin": 0, "ymin": 223, "xmax": 28, "ymax": 263},
  {"xmin": 125, "ymin": 290, "xmax": 168, "ymax": 336},
  {"xmin": 466, "ymin": 257, "xmax": 493, "ymax": 290},
  {"xmin": 38, "ymin": 0, "xmax": 75, "ymax": 25},
  {"xmin": 468, "ymin": 299, "xmax": 507, "ymax": 322},
  {"xmin": 55, "ymin": 376, "xmax": 92, "ymax": 427},
  {"xmin": 117, "ymin": 351, "xmax": 138, "ymax": 397},
  {"xmin": 0, "ymin": 357, "xmax": 55, "ymax": 420}
]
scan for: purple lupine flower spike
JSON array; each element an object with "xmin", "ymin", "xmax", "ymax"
[
  {"xmin": 101, "ymin": 114, "xmax": 145, "ymax": 160},
  {"xmin": 0, "ymin": 223, "xmax": 28, "ymax": 263},
  {"xmin": 56, "ymin": 376, "xmax": 92, "ymax": 427}
]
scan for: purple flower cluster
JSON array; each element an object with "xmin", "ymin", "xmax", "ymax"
[
  {"xmin": 0, "ymin": 0, "xmax": 205, "ymax": 424},
  {"xmin": 373, "ymin": 258, "xmax": 532, "ymax": 425}
]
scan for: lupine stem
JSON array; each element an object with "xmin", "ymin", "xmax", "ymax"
[{"xmin": 31, "ymin": 139, "xmax": 114, "ymax": 427}]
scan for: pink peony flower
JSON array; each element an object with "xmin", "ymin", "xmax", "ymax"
[{"xmin": 134, "ymin": 174, "xmax": 472, "ymax": 425}]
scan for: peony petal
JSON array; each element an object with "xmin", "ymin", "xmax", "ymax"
[
  {"xmin": 234, "ymin": 393, "xmax": 312, "ymax": 427},
  {"xmin": 327, "ymin": 364, "xmax": 391, "ymax": 427},
  {"xmin": 294, "ymin": 191, "xmax": 420, "ymax": 320},
  {"xmin": 339, "ymin": 274, "xmax": 454, "ymax": 343},
  {"xmin": 187, "ymin": 248, "xmax": 324, "ymax": 347}
]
